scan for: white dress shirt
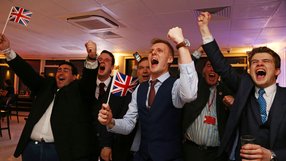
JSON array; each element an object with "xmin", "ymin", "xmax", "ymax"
[
  {"xmin": 95, "ymin": 77, "xmax": 111, "ymax": 99},
  {"xmin": 30, "ymin": 95, "xmax": 56, "ymax": 142},
  {"xmin": 186, "ymin": 86, "xmax": 220, "ymax": 146},
  {"xmin": 254, "ymin": 84, "xmax": 277, "ymax": 119}
]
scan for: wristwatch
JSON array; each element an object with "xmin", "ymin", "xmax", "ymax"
[
  {"xmin": 176, "ymin": 39, "xmax": 190, "ymax": 49},
  {"xmin": 270, "ymin": 150, "xmax": 277, "ymax": 161}
]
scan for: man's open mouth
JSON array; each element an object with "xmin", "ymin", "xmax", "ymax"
[
  {"xmin": 151, "ymin": 59, "xmax": 159, "ymax": 65},
  {"xmin": 209, "ymin": 73, "xmax": 215, "ymax": 77},
  {"xmin": 58, "ymin": 76, "xmax": 65, "ymax": 82},
  {"xmin": 142, "ymin": 75, "xmax": 149, "ymax": 79},
  {"xmin": 256, "ymin": 69, "xmax": 266, "ymax": 79},
  {"xmin": 99, "ymin": 66, "xmax": 105, "ymax": 70}
]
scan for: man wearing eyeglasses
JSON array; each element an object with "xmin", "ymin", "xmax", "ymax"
[{"xmin": 84, "ymin": 47, "xmax": 135, "ymax": 161}]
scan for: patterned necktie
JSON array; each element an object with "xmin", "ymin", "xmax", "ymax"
[
  {"xmin": 148, "ymin": 79, "xmax": 158, "ymax": 107},
  {"xmin": 258, "ymin": 88, "xmax": 267, "ymax": 124}
]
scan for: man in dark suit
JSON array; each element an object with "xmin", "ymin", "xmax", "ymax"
[
  {"xmin": 198, "ymin": 12, "xmax": 284, "ymax": 161},
  {"xmin": 182, "ymin": 59, "xmax": 234, "ymax": 161},
  {"xmin": 0, "ymin": 34, "xmax": 98, "ymax": 161},
  {"xmin": 98, "ymin": 27, "xmax": 199, "ymax": 161},
  {"xmin": 84, "ymin": 44, "xmax": 134, "ymax": 161}
]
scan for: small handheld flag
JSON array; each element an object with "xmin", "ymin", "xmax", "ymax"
[
  {"xmin": 111, "ymin": 72, "xmax": 138, "ymax": 96},
  {"xmin": 2, "ymin": 6, "xmax": 32, "ymax": 34},
  {"xmin": 9, "ymin": 6, "xmax": 32, "ymax": 26},
  {"xmin": 106, "ymin": 72, "xmax": 138, "ymax": 104}
]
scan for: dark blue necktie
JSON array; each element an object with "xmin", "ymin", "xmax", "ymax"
[{"xmin": 258, "ymin": 88, "xmax": 267, "ymax": 124}]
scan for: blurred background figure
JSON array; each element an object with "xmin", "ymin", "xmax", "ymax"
[
  {"xmin": 136, "ymin": 57, "xmax": 150, "ymax": 83},
  {"xmin": 182, "ymin": 58, "xmax": 234, "ymax": 161},
  {"xmin": 0, "ymin": 79, "xmax": 15, "ymax": 106}
]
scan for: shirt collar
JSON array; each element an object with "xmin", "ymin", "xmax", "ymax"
[
  {"xmin": 96, "ymin": 76, "xmax": 111, "ymax": 87},
  {"xmin": 209, "ymin": 85, "xmax": 216, "ymax": 92},
  {"xmin": 149, "ymin": 72, "xmax": 170, "ymax": 84},
  {"xmin": 255, "ymin": 83, "xmax": 277, "ymax": 97}
]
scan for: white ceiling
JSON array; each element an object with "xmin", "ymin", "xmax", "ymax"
[{"xmin": 0, "ymin": 0, "xmax": 286, "ymax": 59}]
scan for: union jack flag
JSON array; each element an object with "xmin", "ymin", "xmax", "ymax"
[
  {"xmin": 111, "ymin": 72, "xmax": 138, "ymax": 97},
  {"xmin": 9, "ymin": 6, "xmax": 32, "ymax": 26}
]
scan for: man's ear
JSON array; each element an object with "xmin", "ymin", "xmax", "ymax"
[
  {"xmin": 110, "ymin": 65, "xmax": 114, "ymax": 73},
  {"xmin": 167, "ymin": 56, "xmax": 173, "ymax": 64},
  {"xmin": 275, "ymin": 68, "xmax": 281, "ymax": 77}
]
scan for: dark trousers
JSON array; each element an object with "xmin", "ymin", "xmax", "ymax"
[
  {"xmin": 22, "ymin": 140, "xmax": 60, "ymax": 161},
  {"xmin": 183, "ymin": 140, "xmax": 228, "ymax": 161},
  {"xmin": 133, "ymin": 151, "xmax": 182, "ymax": 161}
]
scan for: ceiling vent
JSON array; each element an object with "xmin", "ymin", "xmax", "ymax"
[
  {"xmin": 67, "ymin": 12, "xmax": 119, "ymax": 32},
  {"xmin": 91, "ymin": 31, "xmax": 122, "ymax": 39},
  {"xmin": 194, "ymin": 6, "xmax": 231, "ymax": 18},
  {"xmin": 61, "ymin": 45, "xmax": 82, "ymax": 51}
]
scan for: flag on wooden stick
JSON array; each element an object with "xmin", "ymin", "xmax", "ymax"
[{"xmin": 2, "ymin": 6, "xmax": 32, "ymax": 34}]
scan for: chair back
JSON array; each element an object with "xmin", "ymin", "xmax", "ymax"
[
  {"xmin": 0, "ymin": 96, "xmax": 12, "ymax": 139},
  {"xmin": 5, "ymin": 97, "xmax": 12, "ymax": 106},
  {"xmin": 2, "ymin": 95, "xmax": 16, "ymax": 112}
]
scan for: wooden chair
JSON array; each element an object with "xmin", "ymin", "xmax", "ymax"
[{"xmin": 0, "ymin": 97, "xmax": 12, "ymax": 139}]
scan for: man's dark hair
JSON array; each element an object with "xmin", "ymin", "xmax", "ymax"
[
  {"xmin": 100, "ymin": 50, "xmax": 115, "ymax": 65},
  {"xmin": 58, "ymin": 61, "xmax": 78, "ymax": 76},
  {"xmin": 151, "ymin": 38, "xmax": 174, "ymax": 58},
  {"xmin": 248, "ymin": 46, "xmax": 281, "ymax": 68},
  {"xmin": 202, "ymin": 58, "xmax": 211, "ymax": 68}
]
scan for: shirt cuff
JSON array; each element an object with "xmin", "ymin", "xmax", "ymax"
[
  {"xmin": 202, "ymin": 35, "xmax": 214, "ymax": 44},
  {"xmin": 108, "ymin": 119, "xmax": 119, "ymax": 132},
  {"xmin": 179, "ymin": 61, "xmax": 196, "ymax": 74},
  {"xmin": 1, "ymin": 48, "xmax": 16, "ymax": 61},
  {"xmin": 192, "ymin": 50, "xmax": 201, "ymax": 59},
  {"xmin": 84, "ymin": 60, "xmax": 98, "ymax": 69}
]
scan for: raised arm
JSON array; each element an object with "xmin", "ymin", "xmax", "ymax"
[
  {"xmin": 198, "ymin": 12, "xmax": 212, "ymax": 39},
  {"xmin": 167, "ymin": 27, "xmax": 198, "ymax": 107},
  {"xmin": 80, "ymin": 40, "xmax": 99, "ymax": 106},
  {"xmin": 0, "ymin": 34, "xmax": 43, "ymax": 94},
  {"xmin": 168, "ymin": 27, "xmax": 192, "ymax": 64},
  {"xmin": 198, "ymin": 12, "xmax": 241, "ymax": 92}
]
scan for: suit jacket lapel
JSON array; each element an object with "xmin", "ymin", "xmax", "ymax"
[
  {"xmin": 182, "ymin": 78, "xmax": 210, "ymax": 132},
  {"xmin": 250, "ymin": 96, "xmax": 263, "ymax": 125},
  {"xmin": 221, "ymin": 77, "xmax": 254, "ymax": 154},
  {"xmin": 270, "ymin": 86, "xmax": 286, "ymax": 147}
]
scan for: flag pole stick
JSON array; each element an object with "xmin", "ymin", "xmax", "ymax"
[
  {"xmin": 106, "ymin": 71, "xmax": 117, "ymax": 105},
  {"xmin": 1, "ymin": 7, "xmax": 13, "ymax": 35}
]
